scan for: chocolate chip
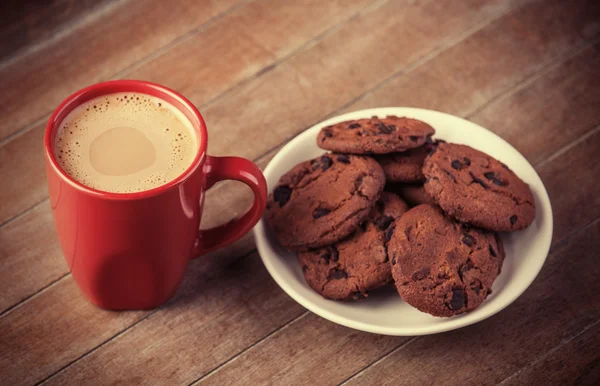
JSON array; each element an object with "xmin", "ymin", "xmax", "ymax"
[
  {"xmin": 313, "ymin": 208, "xmax": 331, "ymax": 219},
  {"xmin": 320, "ymin": 156, "xmax": 333, "ymax": 171},
  {"xmin": 323, "ymin": 129, "xmax": 333, "ymax": 138},
  {"xmin": 302, "ymin": 265, "xmax": 309, "ymax": 273},
  {"xmin": 330, "ymin": 246, "xmax": 339, "ymax": 262},
  {"xmin": 449, "ymin": 288, "xmax": 466, "ymax": 310},
  {"xmin": 412, "ymin": 268, "xmax": 430, "ymax": 281},
  {"xmin": 374, "ymin": 216, "xmax": 394, "ymax": 230},
  {"xmin": 451, "ymin": 160, "xmax": 463, "ymax": 170},
  {"xmin": 469, "ymin": 172, "xmax": 489, "ymax": 189},
  {"xmin": 359, "ymin": 221, "xmax": 368, "ymax": 232},
  {"xmin": 463, "ymin": 157, "xmax": 471, "ymax": 166},
  {"xmin": 459, "ymin": 259, "xmax": 474, "ymax": 281},
  {"xmin": 510, "ymin": 215, "xmax": 518, "ymax": 225},
  {"xmin": 354, "ymin": 174, "xmax": 364, "ymax": 191},
  {"xmin": 484, "ymin": 171, "xmax": 507, "ymax": 186},
  {"xmin": 336, "ymin": 154, "xmax": 351, "ymax": 164},
  {"xmin": 310, "ymin": 159, "xmax": 320, "ymax": 171},
  {"xmin": 329, "ymin": 268, "xmax": 347, "ymax": 280},
  {"xmin": 409, "ymin": 135, "xmax": 419, "ymax": 142},
  {"xmin": 442, "ymin": 168, "xmax": 457, "ymax": 183},
  {"xmin": 462, "ymin": 234, "xmax": 476, "ymax": 247},
  {"xmin": 320, "ymin": 250, "xmax": 331, "ymax": 264},
  {"xmin": 489, "ymin": 244, "xmax": 497, "ymax": 257},
  {"xmin": 377, "ymin": 123, "xmax": 395, "ymax": 134},
  {"xmin": 470, "ymin": 279, "xmax": 482, "ymax": 295},
  {"xmin": 348, "ymin": 123, "xmax": 361, "ymax": 129},
  {"xmin": 273, "ymin": 185, "xmax": 292, "ymax": 207},
  {"xmin": 391, "ymin": 257, "xmax": 397, "ymax": 265},
  {"xmin": 384, "ymin": 224, "xmax": 395, "ymax": 242}
]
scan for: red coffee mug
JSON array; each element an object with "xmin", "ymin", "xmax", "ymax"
[{"xmin": 44, "ymin": 80, "xmax": 267, "ymax": 310}]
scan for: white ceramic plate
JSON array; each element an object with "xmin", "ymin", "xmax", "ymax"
[{"xmin": 254, "ymin": 108, "xmax": 553, "ymax": 336}]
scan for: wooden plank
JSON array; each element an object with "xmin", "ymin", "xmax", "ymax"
[
  {"xmin": 0, "ymin": 278, "xmax": 146, "ymax": 386},
  {"xmin": 537, "ymin": 127, "xmax": 600, "ymax": 244},
  {"xmin": 0, "ymin": 0, "xmax": 240, "ymax": 141},
  {"xmin": 129, "ymin": 0, "xmax": 374, "ymax": 115},
  {"xmin": 0, "ymin": 203, "xmax": 63, "ymax": 312},
  {"xmin": 501, "ymin": 322, "xmax": 600, "ymax": 385},
  {"xmin": 471, "ymin": 44, "xmax": 600, "ymax": 165},
  {"xmin": 201, "ymin": 0, "xmax": 526, "ymax": 160},
  {"xmin": 0, "ymin": 126, "xmax": 46, "ymax": 226},
  {"xmin": 200, "ymin": 313, "xmax": 407, "ymax": 386},
  {"xmin": 0, "ymin": 0, "xmax": 374, "ymax": 314},
  {"xmin": 342, "ymin": 219, "xmax": 600, "ymax": 386},
  {"xmin": 343, "ymin": 0, "xmax": 599, "ymax": 118},
  {"xmin": 34, "ymin": 254, "xmax": 305, "ymax": 386},
  {"xmin": 0, "ymin": 0, "xmax": 114, "ymax": 63},
  {"xmin": 0, "ymin": 0, "xmax": 519, "ymax": 309}
]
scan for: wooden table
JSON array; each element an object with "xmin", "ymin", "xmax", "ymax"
[{"xmin": 1, "ymin": 0, "xmax": 599, "ymax": 384}]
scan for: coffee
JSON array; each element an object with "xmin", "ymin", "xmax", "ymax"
[{"xmin": 54, "ymin": 92, "xmax": 198, "ymax": 193}]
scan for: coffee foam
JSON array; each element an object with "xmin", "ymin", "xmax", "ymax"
[{"xmin": 54, "ymin": 92, "xmax": 198, "ymax": 193}]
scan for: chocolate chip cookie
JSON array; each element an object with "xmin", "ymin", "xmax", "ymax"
[
  {"xmin": 423, "ymin": 143, "xmax": 535, "ymax": 231},
  {"xmin": 388, "ymin": 184, "xmax": 434, "ymax": 207},
  {"xmin": 388, "ymin": 204, "xmax": 505, "ymax": 317},
  {"xmin": 265, "ymin": 153, "xmax": 385, "ymax": 250},
  {"xmin": 317, "ymin": 116, "xmax": 435, "ymax": 154},
  {"xmin": 376, "ymin": 140, "xmax": 441, "ymax": 183},
  {"xmin": 298, "ymin": 192, "xmax": 408, "ymax": 300}
]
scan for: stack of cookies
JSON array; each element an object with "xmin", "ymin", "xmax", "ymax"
[{"xmin": 265, "ymin": 116, "xmax": 535, "ymax": 317}]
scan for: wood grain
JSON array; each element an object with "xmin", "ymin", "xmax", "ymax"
[
  {"xmin": 536, "ymin": 128, "xmax": 600, "ymax": 243},
  {"xmin": 41, "ymin": 253, "xmax": 305, "ymax": 386},
  {"xmin": 0, "ymin": 203, "xmax": 62, "ymax": 312},
  {"xmin": 0, "ymin": 0, "xmax": 519, "ymax": 311},
  {"xmin": 343, "ymin": 219, "xmax": 600, "ymax": 386},
  {"xmin": 201, "ymin": 0, "xmax": 523, "ymax": 160},
  {"xmin": 0, "ymin": 0, "xmax": 374, "ymax": 314},
  {"xmin": 131, "ymin": 0, "xmax": 374, "ymax": 107},
  {"xmin": 0, "ymin": 278, "xmax": 146, "ymax": 386},
  {"xmin": 0, "ymin": 0, "xmax": 240, "ymax": 142},
  {"xmin": 343, "ymin": 0, "xmax": 599, "ymax": 118},
  {"xmin": 0, "ymin": 0, "xmax": 114, "ymax": 63},
  {"xmin": 200, "ymin": 312, "xmax": 407, "ymax": 386},
  {"xmin": 471, "ymin": 44, "xmax": 600, "ymax": 165},
  {"xmin": 501, "ymin": 322, "xmax": 600, "ymax": 385}
]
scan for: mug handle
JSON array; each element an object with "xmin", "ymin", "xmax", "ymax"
[{"xmin": 192, "ymin": 155, "xmax": 267, "ymax": 258}]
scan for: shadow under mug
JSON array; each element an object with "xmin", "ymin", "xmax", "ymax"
[{"xmin": 44, "ymin": 80, "xmax": 268, "ymax": 310}]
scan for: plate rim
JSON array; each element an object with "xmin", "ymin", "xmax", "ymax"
[{"xmin": 254, "ymin": 107, "xmax": 553, "ymax": 336}]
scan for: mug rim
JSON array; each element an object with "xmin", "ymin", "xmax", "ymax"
[{"xmin": 44, "ymin": 80, "xmax": 208, "ymax": 200}]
